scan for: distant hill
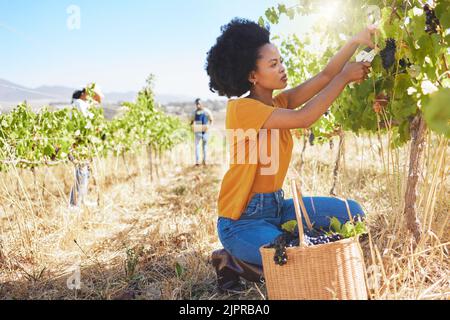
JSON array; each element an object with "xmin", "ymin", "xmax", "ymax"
[
  {"xmin": 155, "ymin": 94, "xmax": 197, "ymax": 104},
  {"xmin": 0, "ymin": 79, "xmax": 54, "ymax": 101},
  {"xmin": 0, "ymin": 79, "xmax": 226, "ymax": 116},
  {"xmin": 33, "ymin": 85, "xmax": 76, "ymax": 100},
  {"xmin": 160, "ymin": 99, "xmax": 227, "ymax": 117},
  {"xmin": 0, "ymin": 79, "xmax": 202, "ymax": 106}
]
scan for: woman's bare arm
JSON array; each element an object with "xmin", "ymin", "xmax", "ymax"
[
  {"xmin": 263, "ymin": 62, "xmax": 370, "ymax": 130},
  {"xmin": 283, "ymin": 27, "xmax": 377, "ymax": 110}
]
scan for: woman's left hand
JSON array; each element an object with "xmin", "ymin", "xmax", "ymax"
[{"xmin": 351, "ymin": 25, "xmax": 378, "ymax": 48}]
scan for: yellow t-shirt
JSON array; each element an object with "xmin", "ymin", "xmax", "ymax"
[{"xmin": 218, "ymin": 92, "xmax": 293, "ymax": 220}]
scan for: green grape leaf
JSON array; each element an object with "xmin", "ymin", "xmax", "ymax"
[
  {"xmin": 341, "ymin": 222, "xmax": 356, "ymax": 238},
  {"xmin": 329, "ymin": 217, "xmax": 342, "ymax": 234},
  {"xmin": 423, "ymin": 88, "xmax": 450, "ymax": 137},
  {"xmin": 408, "ymin": 10, "xmax": 426, "ymax": 39},
  {"xmin": 437, "ymin": 5, "xmax": 450, "ymax": 29},
  {"xmin": 354, "ymin": 221, "xmax": 368, "ymax": 235},
  {"xmin": 394, "ymin": 74, "xmax": 413, "ymax": 97},
  {"xmin": 398, "ymin": 120, "xmax": 411, "ymax": 144},
  {"xmin": 441, "ymin": 12, "xmax": 450, "ymax": 29},
  {"xmin": 282, "ymin": 220, "xmax": 298, "ymax": 233}
]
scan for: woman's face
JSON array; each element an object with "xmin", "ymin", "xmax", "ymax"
[
  {"xmin": 249, "ymin": 43, "xmax": 288, "ymax": 91},
  {"xmin": 80, "ymin": 91, "xmax": 101, "ymax": 103},
  {"xmin": 80, "ymin": 91, "xmax": 88, "ymax": 101}
]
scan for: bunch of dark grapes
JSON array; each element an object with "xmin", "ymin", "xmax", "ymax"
[
  {"xmin": 424, "ymin": 4, "xmax": 440, "ymax": 35},
  {"xmin": 309, "ymin": 132, "xmax": 315, "ymax": 146},
  {"xmin": 267, "ymin": 233, "xmax": 291, "ymax": 266},
  {"xmin": 267, "ymin": 230, "xmax": 344, "ymax": 266},
  {"xmin": 399, "ymin": 58, "xmax": 412, "ymax": 69},
  {"xmin": 380, "ymin": 39, "xmax": 397, "ymax": 71},
  {"xmin": 396, "ymin": 58, "xmax": 413, "ymax": 75},
  {"xmin": 303, "ymin": 233, "xmax": 343, "ymax": 246}
]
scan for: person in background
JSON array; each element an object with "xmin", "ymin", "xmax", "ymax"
[
  {"xmin": 69, "ymin": 84, "xmax": 104, "ymax": 208},
  {"xmin": 190, "ymin": 98, "xmax": 214, "ymax": 166}
]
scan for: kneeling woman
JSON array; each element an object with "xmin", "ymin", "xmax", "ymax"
[{"xmin": 206, "ymin": 18, "xmax": 375, "ymax": 266}]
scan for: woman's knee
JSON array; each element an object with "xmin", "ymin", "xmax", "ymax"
[
  {"xmin": 280, "ymin": 198, "xmax": 316, "ymax": 231},
  {"xmin": 222, "ymin": 237, "xmax": 269, "ymax": 266},
  {"xmin": 217, "ymin": 219, "xmax": 281, "ymax": 266},
  {"xmin": 347, "ymin": 199, "xmax": 366, "ymax": 219},
  {"xmin": 280, "ymin": 199, "xmax": 296, "ymax": 223}
]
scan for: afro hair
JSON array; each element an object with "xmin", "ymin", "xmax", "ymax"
[{"xmin": 205, "ymin": 18, "xmax": 271, "ymax": 98}]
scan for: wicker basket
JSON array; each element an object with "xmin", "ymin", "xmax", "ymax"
[{"xmin": 260, "ymin": 181, "xmax": 368, "ymax": 300}]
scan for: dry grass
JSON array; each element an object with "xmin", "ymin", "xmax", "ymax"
[{"xmin": 0, "ymin": 132, "xmax": 448, "ymax": 300}]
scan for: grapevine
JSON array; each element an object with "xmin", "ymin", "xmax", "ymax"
[
  {"xmin": 260, "ymin": 0, "xmax": 450, "ymax": 242},
  {"xmin": 0, "ymin": 78, "xmax": 190, "ymax": 172}
]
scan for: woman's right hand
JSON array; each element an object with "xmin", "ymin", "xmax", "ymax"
[{"xmin": 341, "ymin": 62, "xmax": 371, "ymax": 84}]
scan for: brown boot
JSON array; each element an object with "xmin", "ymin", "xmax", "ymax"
[{"xmin": 211, "ymin": 249, "xmax": 264, "ymax": 293}]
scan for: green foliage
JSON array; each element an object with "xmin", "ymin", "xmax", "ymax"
[
  {"xmin": 0, "ymin": 76, "xmax": 189, "ymax": 171},
  {"xmin": 281, "ymin": 220, "xmax": 298, "ymax": 233},
  {"xmin": 329, "ymin": 216, "xmax": 368, "ymax": 238},
  {"xmin": 281, "ymin": 216, "xmax": 367, "ymax": 239},
  {"xmin": 264, "ymin": 0, "xmax": 450, "ymax": 147},
  {"xmin": 423, "ymin": 88, "xmax": 450, "ymax": 137},
  {"xmin": 279, "ymin": 34, "xmax": 341, "ymax": 143}
]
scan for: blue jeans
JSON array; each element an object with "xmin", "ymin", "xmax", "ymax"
[
  {"xmin": 217, "ymin": 189, "xmax": 365, "ymax": 266},
  {"xmin": 195, "ymin": 132, "xmax": 209, "ymax": 164}
]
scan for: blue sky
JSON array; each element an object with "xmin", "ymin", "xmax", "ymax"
[{"xmin": 0, "ymin": 0, "xmax": 315, "ymax": 99}]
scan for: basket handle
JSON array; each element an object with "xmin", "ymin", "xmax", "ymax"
[
  {"xmin": 291, "ymin": 180, "xmax": 307, "ymax": 247},
  {"xmin": 294, "ymin": 180, "xmax": 314, "ymax": 230},
  {"xmin": 331, "ymin": 195, "xmax": 354, "ymax": 224},
  {"xmin": 291, "ymin": 180, "xmax": 355, "ymax": 247}
]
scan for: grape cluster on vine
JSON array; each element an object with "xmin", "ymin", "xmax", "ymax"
[
  {"xmin": 380, "ymin": 38, "xmax": 397, "ymax": 71},
  {"xmin": 424, "ymin": 4, "xmax": 440, "ymax": 35},
  {"xmin": 309, "ymin": 132, "xmax": 315, "ymax": 146},
  {"xmin": 399, "ymin": 58, "xmax": 412, "ymax": 69}
]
